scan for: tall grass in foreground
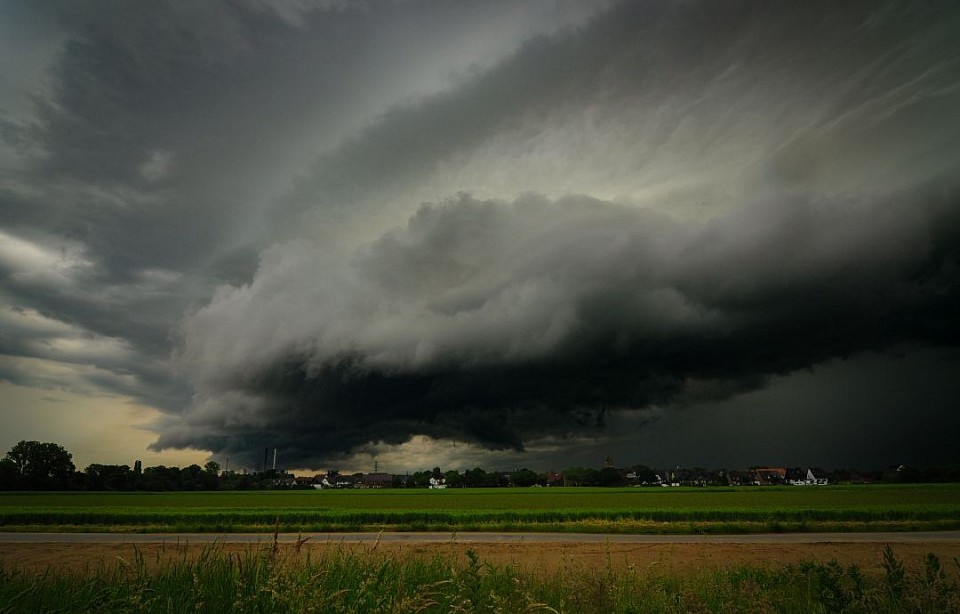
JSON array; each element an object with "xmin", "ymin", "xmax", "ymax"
[{"xmin": 2, "ymin": 543, "xmax": 958, "ymax": 613}]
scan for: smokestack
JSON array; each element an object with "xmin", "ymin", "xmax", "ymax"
[{"xmin": 272, "ymin": 448, "xmax": 277, "ymax": 472}]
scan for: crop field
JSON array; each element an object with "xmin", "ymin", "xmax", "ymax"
[{"xmin": 2, "ymin": 484, "xmax": 959, "ymax": 534}]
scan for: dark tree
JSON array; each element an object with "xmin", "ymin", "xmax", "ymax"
[
  {"xmin": 443, "ymin": 470, "xmax": 463, "ymax": 487},
  {"xmin": 141, "ymin": 465, "xmax": 179, "ymax": 491},
  {"xmin": 179, "ymin": 464, "xmax": 204, "ymax": 490},
  {"xmin": 561, "ymin": 467, "xmax": 599, "ymax": 487},
  {"xmin": 0, "ymin": 459, "xmax": 18, "ymax": 490},
  {"xmin": 407, "ymin": 470, "xmax": 431, "ymax": 488},
  {"xmin": 598, "ymin": 466, "xmax": 625, "ymax": 487},
  {"xmin": 463, "ymin": 467, "xmax": 496, "ymax": 487},
  {"xmin": 84, "ymin": 464, "xmax": 134, "ymax": 491},
  {"xmin": 4, "ymin": 440, "xmax": 76, "ymax": 489},
  {"xmin": 510, "ymin": 468, "xmax": 541, "ymax": 487}
]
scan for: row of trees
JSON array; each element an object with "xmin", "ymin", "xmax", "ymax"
[
  {"xmin": 0, "ymin": 442, "xmax": 659, "ymax": 491},
  {"xmin": 4, "ymin": 440, "xmax": 960, "ymax": 491},
  {"xmin": 0, "ymin": 441, "xmax": 287, "ymax": 491}
]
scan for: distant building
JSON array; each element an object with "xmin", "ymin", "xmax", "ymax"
[
  {"xmin": 752, "ymin": 467, "xmax": 786, "ymax": 485},
  {"xmin": 362, "ymin": 473, "xmax": 394, "ymax": 489}
]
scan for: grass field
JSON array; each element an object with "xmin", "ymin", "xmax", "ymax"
[{"xmin": 2, "ymin": 484, "xmax": 959, "ymax": 534}]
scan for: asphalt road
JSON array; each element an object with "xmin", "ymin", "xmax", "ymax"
[{"xmin": 2, "ymin": 531, "xmax": 959, "ymax": 544}]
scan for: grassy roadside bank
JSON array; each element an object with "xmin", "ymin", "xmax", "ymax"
[{"xmin": 2, "ymin": 540, "xmax": 959, "ymax": 612}]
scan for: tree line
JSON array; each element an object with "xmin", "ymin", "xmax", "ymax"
[
  {"xmin": 3, "ymin": 440, "xmax": 959, "ymax": 491},
  {"xmin": 0, "ymin": 440, "xmax": 263, "ymax": 491}
]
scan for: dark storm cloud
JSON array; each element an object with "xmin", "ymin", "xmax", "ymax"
[
  {"xmin": 1, "ymin": 0, "xmax": 589, "ymax": 412},
  {"xmin": 271, "ymin": 0, "xmax": 960, "ymax": 249},
  {"xmin": 626, "ymin": 347, "xmax": 960, "ymax": 470},
  {"xmin": 1, "ymin": 0, "xmax": 330, "ymax": 405},
  {"xmin": 163, "ymin": 188, "xmax": 960, "ymax": 466},
  {"xmin": 4, "ymin": 0, "xmax": 960, "ymax": 470},
  {"xmin": 153, "ymin": 1, "xmax": 960, "ymax": 468},
  {"xmin": 15, "ymin": 1, "xmax": 362, "ymax": 278}
]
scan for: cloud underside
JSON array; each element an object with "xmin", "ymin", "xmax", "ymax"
[{"xmin": 160, "ymin": 189, "xmax": 960, "ymax": 464}]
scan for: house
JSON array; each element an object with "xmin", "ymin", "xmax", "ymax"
[
  {"xmin": 787, "ymin": 467, "xmax": 829, "ymax": 485},
  {"xmin": 544, "ymin": 472, "xmax": 563, "ymax": 487},
  {"xmin": 752, "ymin": 467, "xmax": 786, "ymax": 485},
  {"xmin": 362, "ymin": 473, "xmax": 394, "ymax": 489}
]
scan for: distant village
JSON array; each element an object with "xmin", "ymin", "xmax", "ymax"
[
  {"xmin": 3, "ymin": 440, "xmax": 958, "ymax": 491},
  {"xmin": 112, "ymin": 461, "xmax": 954, "ymax": 492},
  {"xmin": 203, "ymin": 461, "xmax": 955, "ymax": 492},
  {"xmin": 292, "ymin": 463, "xmax": 835, "ymax": 490}
]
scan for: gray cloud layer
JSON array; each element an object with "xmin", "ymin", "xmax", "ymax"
[
  {"xmin": 3, "ymin": 0, "xmax": 959, "ymax": 470},
  {"xmin": 1, "ymin": 0, "xmax": 592, "ymax": 411},
  {"xmin": 166, "ymin": 187, "xmax": 959, "ymax": 465}
]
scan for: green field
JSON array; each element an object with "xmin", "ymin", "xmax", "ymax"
[{"xmin": 2, "ymin": 484, "xmax": 959, "ymax": 534}]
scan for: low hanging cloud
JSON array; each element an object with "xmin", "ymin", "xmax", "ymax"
[{"xmin": 160, "ymin": 188, "xmax": 960, "ymax": 466}]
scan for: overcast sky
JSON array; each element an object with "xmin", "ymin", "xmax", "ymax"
[{"xmin": 1, "ymin": 0, "xmax": 958, "ymax": 475}]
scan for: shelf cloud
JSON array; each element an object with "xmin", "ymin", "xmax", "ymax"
[{"xmin": 164, "ymin": 187, "xmax": 959, "ymax": 465}]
